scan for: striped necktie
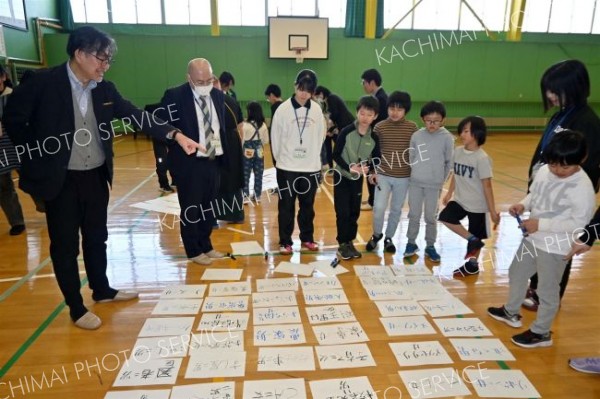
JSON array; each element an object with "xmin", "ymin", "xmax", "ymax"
[{"xmin": 198, "ymin": 96, "xmax": 215, "ymax": 160}]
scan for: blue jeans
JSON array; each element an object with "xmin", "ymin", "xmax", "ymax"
[{"xmin": 372, "ymin": 174, "xmax": 409, "ymax": 238}]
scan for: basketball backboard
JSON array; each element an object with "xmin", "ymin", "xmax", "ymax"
[{"xmin": 268, "ymin": 16, "xmax": 329, "ymax": 60}]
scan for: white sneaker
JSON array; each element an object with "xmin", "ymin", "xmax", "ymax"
[
  {"xmin": 190, "ymin": 253, "xmax": 212, "ymax": 265},
  {"xmin": 74, "ymin": 312, "xmax": 102, "ymax": 330},
  {"xmin": 205, "ymin": 249, "xmax": 225, "ymax": 258}
]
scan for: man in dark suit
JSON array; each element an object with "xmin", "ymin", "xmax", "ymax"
[
  {"xmin": 158, "ymin": 58, "xmax": 229, "ymax": 265},
  {"xmin": 3, "ymin": 26, "xmax": 200, "ymax": 330}
]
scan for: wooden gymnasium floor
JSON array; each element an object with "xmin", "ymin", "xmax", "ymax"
[{"xmin": 0, "ymin": 132, "xmax": 599, "ymax": 399}]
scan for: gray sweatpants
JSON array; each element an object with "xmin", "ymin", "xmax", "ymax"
[
  {"xmin": 406, "ymin": 184, "xmax": 441, "ymax": 247},
  {"xmin": 505, "ymin": 239, "xmax": 567, "ymax": 335}
]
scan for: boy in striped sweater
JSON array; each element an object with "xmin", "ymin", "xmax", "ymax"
[{"xmin": 365, "ymin": 91, "xmax": 418, "ymax": 253}]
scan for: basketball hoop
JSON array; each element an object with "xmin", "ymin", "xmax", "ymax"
[{"xmin": 291, "ymin": 47, "xmax": 306, "ymax": 64}]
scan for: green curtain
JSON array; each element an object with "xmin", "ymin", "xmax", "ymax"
[
  {"xmin": 344, "ymin": 0, "xmax": 384, "ymax": 38},
  {"xmin": 58, "ymin": 0, "xmax": 75, "ymax": 31}
]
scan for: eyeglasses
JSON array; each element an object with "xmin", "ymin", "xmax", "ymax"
[
  {"xmin": 424, "ymin": 119, "xmax": 443, "ymax": 125},
  {"xmin": 192, "ymin": 78, "xmax": 215, "ymax": 87},
  {"xmin": 88, "ymin": 53, "xmax": 114, "ymax": 66}
]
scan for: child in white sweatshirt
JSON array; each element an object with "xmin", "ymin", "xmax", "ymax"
[{"xmin": 488, "ymin": 130, "xmax": 595, "ymax": 348}]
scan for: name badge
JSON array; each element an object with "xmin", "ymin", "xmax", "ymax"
[{"xmin": 293, "ymin": 147, "xmax": 307, "ymax": 159}]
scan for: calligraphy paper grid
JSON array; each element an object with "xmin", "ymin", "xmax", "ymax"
[
  {"xmin": 304, "ymin": 304, "xmax": 357, "ymax": 325},
  {"xmin": 151, "ymin": 299, "xmax": 203, "ymax": 315},
  {"xmin": 315, "ymin": 343, "xmax": 376, "ymax": 369},
  {"xmin": 188, "ymin": 331, "xmax": 244, "ymax": 354},
  {"xmin": 104, "ymin": 390, "xmax": 170, "ymax": 399},
  {"xmin": 208, "ymin": 281, "xmax": 252, "ymax": 297},
  {"xmin": 303, "ymin": 289, "xmax": 349, "ymax": 305},
  {"xmin": 309, "ymin": 376, "xmax": 378, "ymax": 399},
  {"xmin": 201, "ymin": 268, "xmax": 244, "ymax": 281},
  {"xmin": 389, "ymin": 341, "xmax": 454, "ymax": 367},
  {"xmin": 243, "ymin": 378, "xmax": 307, "ymax": 399},
  {"xmin": 130, "ymin": 336, "xmax": 190, "ymax": 362},
  {"xmin": 353, "ymin": 265, "xmax": 395, "ymax": 278},
  {"xmin": 419, "ymin": 297, "xmax": 474, "ymax": 317},
  {"xmin": 252, "ymin": 291, "xmax": 298, "ymax": 308},
  {"xmin": 274, "ymin": 261, "xmax": 315, "ymax": 276},
  {"xmin": 464, "ymin": 369, "xmax": 540, "ymax": 398},
  {"xmin": 185, "ymin": 351, "xmax": 246, "ymax": 379},
  {"xmin": 312, "ymin": 322, "xmax": 369, "ymax": 345},
  {"xmin": 197, "ymin": 312, "xmax": 250, "ymax": 331},
  {"xmin": 380, "ymin": 316, "xmax": 438, "ymax": 336},
  {"xmin": 113, "ymin": 358, "xmax": 182, "ymax": 387},
  {"xmin": 201, "ymin": 295, "xmax": 249, "ymax": 312},
  {"xmin": 257, "ymin": 346, "xmax": 316, "ymax": 371},
  {"xmin": 433, "ymin": 318, "xmax": 493, "ymax": 337},
  {"xmin": 449, "ymin": 338, "xmax": 516, "ymax": 361},
  {"xmin": 170, "ymin": 381, "xmax": 235, "ymax": 399},
  {"xmin": 254, "ymin": 324, "xmax": 307, "ymax": 346},
  {"xmin": 253, "ymin": 306, "xmax": 302, "ymax": 325},
  {"xmin": 299, "ymin": 277, "xmax": 342, "ymax": 291},
  {"xmin": 375, "ymin": 300, "xmax": 426, "ymax": 317},
  {"xmin": 256, "ymin": 277, "xmax": 299, "ymax": 292},
  {"xmin": 138, "ymin": 317, "xmax": 195, "ymax": 338},
  {"xmin": 159, "ymin": 284, "xmax": 206, "ymax": 299},
  {"xmin": 398, "ymin": 368, "xmax": 472, "ymax": 398}
]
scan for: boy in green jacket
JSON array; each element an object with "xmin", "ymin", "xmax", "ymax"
[{"xmin": 333, "ymin": 96, "xmax": 381, "ymax": 260}]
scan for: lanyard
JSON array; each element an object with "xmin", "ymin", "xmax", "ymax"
[
  {"xmin": 539, "ymin": 106, "xmax": 576, "ymax": 154},
  {"xmin": 293, "ymin": 107, "xmax": 309, "ymax": 145}
]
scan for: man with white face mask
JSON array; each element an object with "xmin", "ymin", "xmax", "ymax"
[{"xmin": 158, "ymin": 58, "xmax": 230, "ymax": 265}]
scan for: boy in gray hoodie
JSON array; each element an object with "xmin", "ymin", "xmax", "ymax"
[{"xmin": 404, "ymin": 101, "xmax": 454, "ymax": 262}]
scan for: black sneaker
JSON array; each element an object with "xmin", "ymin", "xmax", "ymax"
[
  {"xmin": 9, "ymin": 224, "xmax": 25, "ymax": 236},
  {"xmin": 348, "ymin": 242, "xmax": 362, "ymax": 259},
  {"xmin": 453, "ymin": 260, "xmax": 480, "ymax": 276},
  {"xmin": 365, "ymin": 233, "xmax": 383, "ymax": 251},
  {"xmin": 487, "ymin": 306, "xmax": 523, "ymax": 328},
  {"xmin": 465, "ymin": 237, "xmax": 484, "ymax": 259},
  {"xmin": 511, "ymin": 329, "xmax": 553, "ymax": 348},
  {"xmin": 337, "ymin": 243, "xmax": 354, "ymax": 260},
  {"xmin": 383, "ymin": 237, "xmax": 396, "ymax": 253},
  {"xmin": 159, "ymin": 185, "xmax": 175, "ymax": 193}
]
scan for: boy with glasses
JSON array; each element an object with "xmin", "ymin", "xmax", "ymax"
[{"xmin": 404, "ymin": 101, "xmax": 454, "ymax": 262}]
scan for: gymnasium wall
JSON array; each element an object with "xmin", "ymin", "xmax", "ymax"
[
  {"xmin": 43, "ymin": 25, "xmax": 600, "ymax": 128},
  {"xmin": 3, "ymin": 0, "xmax": 58, "ymax": 61}
]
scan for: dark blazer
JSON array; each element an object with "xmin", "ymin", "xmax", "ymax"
[
  {"xmin": 528, "ymin": 105, "xmax": 600, "ymax": 192},
  {"xmin": 158, "ymin": 83, "xmax": 229, "ymax": 181},
  {"xmin": 3, "ymin": 62, "xmax": 174, "ymax": 200}
]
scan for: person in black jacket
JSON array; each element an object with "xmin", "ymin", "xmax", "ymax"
[
  {"xmin": 314, "ymin": 86, "xmax": 354, "ymax": 168},
  {"xmin": 360, "ymin": 69, "xmax": 388, "ymax": 210},
  {"xmin": 158, "ymin": 59, "xmax": 230, "ymax": 266},
  {"xmin": 523, "ymin": 60, "xmax": 600, "ymax": 311},
  {"xmin": 3, "ymin": 26, "xmax": 200, "ymax": 330}
]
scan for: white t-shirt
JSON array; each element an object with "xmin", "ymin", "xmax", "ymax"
[
  {"xmin": 452, "ymin": 146, "xmax": 493, "ymax": 213},
  {"xmin": 241, "ymin": 121, "xmax": 269, "ymax": 144}
]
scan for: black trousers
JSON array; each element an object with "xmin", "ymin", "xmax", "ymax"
[
  {"xmin": 334, "ymin": 174, "xmax": 363, "ymax": 243},
  {"xmin": 152, "ymin": 138, "xmax": 172, "ymax": 187},
  {"xmin": 367, "ymin": 178, "xmax": 375, "ymax": 206},
  {"xmin": 529, "ymin": 260, "xmax": 572, "ymax": 299},
  {"xmin": 276, "ymin": 168, "xmax": 319, "ymax": 246},
  {"xmin": 45, "ymin": 167, "xmax": 116, "ymax": 321},
  {"xmin": 176, "ymin": 158, "xmax": 220, "ymax": 258}
]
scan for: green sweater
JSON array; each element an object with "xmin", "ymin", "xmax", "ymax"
[{"xmin": 333, "ymin": 122, "xmax": 381, "ymax": 180}]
